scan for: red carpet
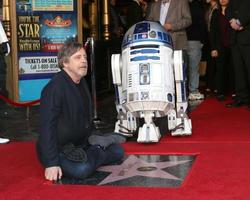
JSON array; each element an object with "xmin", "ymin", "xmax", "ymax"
[{"xmin": 1, "ymin": 98, "xmax": 250, "ymax": 200}]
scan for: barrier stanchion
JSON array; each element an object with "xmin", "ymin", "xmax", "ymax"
[
  {"xmin": 86, "ymin": 37, "xmax": 109, "ymax": 130},
  {"xmin": 90, "ymin": 37, "xmax": 98, "ymax": 121}
]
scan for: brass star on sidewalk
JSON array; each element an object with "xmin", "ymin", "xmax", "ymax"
[{"xmin": 97, "ymin": 155, "xmax": 193, "ymax": 185}]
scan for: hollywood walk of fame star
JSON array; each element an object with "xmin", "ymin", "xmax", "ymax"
[{"xmin": 97, "ymin": 155, "xmax": 193, "ymax": 185}]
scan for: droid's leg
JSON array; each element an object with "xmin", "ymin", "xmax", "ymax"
[
  {"xmin": 111, "ymin": 54, "xmax": 137, "ymax": 136},
  {"xmin": 114, "ymin": 106, "xmax": 137, "ymax": 136},
  {"xmin": 169, "ymin": 51, "xmax": 192, "ymax": 136},
  {"xmin": 137, "ymin": 111, "xmax": 161, "ymax": 143}
]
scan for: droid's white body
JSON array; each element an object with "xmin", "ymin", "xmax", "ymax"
[{"xmin": 111, "ymin": 21, "xmax": 192, "ymax": 142}]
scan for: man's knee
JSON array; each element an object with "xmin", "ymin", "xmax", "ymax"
[
  {"xmin": 62, "ymin": 161, "xmax": 94, "ymax": 179},
  {"xmin": 108, "ymin": 144, "xmax": 125, "ymax": 160},
  {"xmin": 60, "ymin": 153, "xmax": 94, "ymax": 179}
]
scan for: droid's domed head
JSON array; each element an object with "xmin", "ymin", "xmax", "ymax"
[{"xmin": 122, "ymin": 21, "xmax": 173, "ymax": 51}]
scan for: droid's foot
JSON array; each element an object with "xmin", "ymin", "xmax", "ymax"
[
  {"xmin": 137, "ymin": 123, "xmax": 161, "ymax": 143},
  {"xmin": 171, "ymin": 118, "xmax": 192, "ymax": 136},
  {"xmin": 171, "ymin": 131, "xmax": 192, "ymax": 136}
]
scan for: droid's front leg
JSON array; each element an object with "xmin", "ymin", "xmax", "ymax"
[
  {"xmin": 137, "ymin": 111, "xmax": 161, "ymax": 143},
  {"xmin": 168, "ymin": 109, "xmax": 192, "ymax": 136},
  {"xmin": 170, "ymin": 50, "xmax": 192, "ymax": 136}
]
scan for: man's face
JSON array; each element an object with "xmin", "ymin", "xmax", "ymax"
[{"xmin": 63, "ymin": 48, "xmax": 88, "ymax": 80}]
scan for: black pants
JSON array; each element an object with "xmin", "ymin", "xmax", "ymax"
[
  {"xmin": 231, "ymin": 44, "xmax": 250, "ymax": 102},
  {"xmin": 206, "ymin": 57, "xmax": 216, "ymax": 91},
  {"xmin": 215, "ymin": 47, "xmax": 234, "ymax": 95}
]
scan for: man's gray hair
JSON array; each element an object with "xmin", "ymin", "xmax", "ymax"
[{"xmin": 57, "ymin": 41, "xmax": 83, "ymax": 69}]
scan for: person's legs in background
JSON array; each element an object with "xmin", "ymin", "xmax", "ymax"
[
  {"xmin": 214, "ymin": 48, "xmax": 226, "ymax": 101},
  {"xmin": 240, "ymin": 45, "xmax": 250, "ymax": 107},
  {"xmin": 225, "ymin": 47, "xmax": 235, "ymax": 97},
  {"xmin": 187, "ymin": 41, "xmax": 204, "ymax": 100},
  {"xmin": 227, "ymin": 44, "xmax": 249, "ymax": 107}
]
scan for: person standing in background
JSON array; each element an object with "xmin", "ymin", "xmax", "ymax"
[
  {"xmin": 109, "ymin": 0, "xmax": 124, "ymax": 54},
  {"xmin": 226, "ymin": 0, "xmax": 250, "ymax": 108},
  {"xmin": 186, "ymin": 0, "xmax": 207, "ymax": 101},
  {"xmin": 204, "ymin": 0, "xmax": 219, "ymax": 95},
  {"xmin": 207, "ymin": 0, "xmax": 233, "ymax": 101},
  {"xmin": 126, "ymin": 0, "xmax": 148, "ymax": 31},
  {"xmin": 109, "ymin": 0, "xmax": 124, "ymax": 40},
  {"xmin": 214, "ymin": 0, "xmax": 234, "ymax": 101},
  {"xmin": 146, "ymin": 0, "xmax": 192, "ymax": 51}
]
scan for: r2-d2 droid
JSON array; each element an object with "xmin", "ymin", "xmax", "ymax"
[{"xmin": 111, "ymin": 21, "xmax": 191, "ymax": 143}]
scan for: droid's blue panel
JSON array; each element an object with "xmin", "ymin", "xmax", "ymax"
[
  {"xmin": 157, "ymin": 31, "xmax": 163, "ymax": 39},
  {"xmin": 130, "ymin": 45, "xmax": 159, "ymax": 49},
  {"xmin": 130, "ymin": 56, "xmax": 160, "ymax": 62},
  {"xmin": 163, "ymin": 33, "xmax": 168, "ymax": 41},
  {"xmin": 122, "ymin": 39, "xmax": 172, "ymax": 49},
  {"xmin": 134, "ymin": 22, "xmax": 150, "ymax": 34},
  {"xmin": 130, "ymin": 49, "xmax": 159, "ymax": 55},
  {"xmin": 167, "ymin": 93, "xmax": 173, "ymax": 102}
]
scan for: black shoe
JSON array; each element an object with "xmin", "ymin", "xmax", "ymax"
[{"xmin": 226, "ymin": 100, "xmax": 246, "ymax": 108}]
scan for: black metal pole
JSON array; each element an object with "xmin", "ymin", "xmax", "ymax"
[
  {"xmin": 89, "ymin": 37, "xmax": 98, "ymax": 120},
  {"xmin": 88, "ymin": 37, "xmax": 110, "ymax": 130}
]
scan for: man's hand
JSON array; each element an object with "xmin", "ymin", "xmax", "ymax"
[
  {"xmin": 45, "ymin": 166, "xmax": 62, "ymax": 181},
  {"xmin": 230, "ymin": 19, "xmax": 243, "ymax": 31},
  {"xmin": 164, "ymin": 23, "xmax": 172, "ymax": 31},
  {"xmin": 211, "ymin": 50, "xmax": 218, "ymax": 58}
]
